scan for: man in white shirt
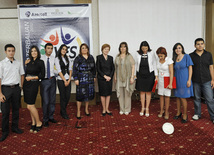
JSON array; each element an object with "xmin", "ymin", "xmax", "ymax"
[
  {"xmin": 40, "ymin": 43, "xmax": 57, "ymax": 127},
  {"xmin": 0, "ymin": 44, "xmax": 25, "ymax": 142}
]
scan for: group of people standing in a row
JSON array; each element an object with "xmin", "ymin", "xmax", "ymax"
[{"xmin": 0, "ymin": 38, "xmax": 214, "ymax": 142}]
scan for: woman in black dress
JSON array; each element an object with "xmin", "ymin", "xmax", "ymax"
[
  {"xmin": 72, "ymin": 43, "xmax": 96, "ymax": 119},
  {"xmin": 23, "ymin": 46, "xmax": 45, "ymax": 133},
  {"xmin": 135, "ymin": 41, "xmax": 158, "ymax": 117},
  {"xmin": 96, "ymin": 44, "xmax": 115, "ymax": 116}
]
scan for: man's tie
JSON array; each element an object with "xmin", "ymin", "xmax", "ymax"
[{"xmin": 47, "ymin": 57, "xmax": 50, "ymax": 78}]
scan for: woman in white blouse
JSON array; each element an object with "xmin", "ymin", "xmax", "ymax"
[
  {"xmin": 55, "ymin": 44, "xmax": 72, "ymax": 119},
  {"xmin": 135, "ymin": 41, "xmax": 158, "ymax": 117},
  {"xmin": 156, "ymin": 47, "xmax": 173, "ymax": 120}
]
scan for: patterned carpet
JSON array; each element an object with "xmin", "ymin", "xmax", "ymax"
[{"xmin": 0, "ymin": 98, "xmax": 214, "ymax": 155}]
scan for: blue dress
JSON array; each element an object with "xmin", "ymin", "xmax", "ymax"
[
  {"xmin": 174, "ymin": 54, "xmax": 194, "ymax": 98},
  {"xmin": 72, "ymin": 54, "xmax": 96, "ymax": 101}
]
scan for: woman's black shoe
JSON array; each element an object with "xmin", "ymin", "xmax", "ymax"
[
  {"xmin": 34, "ymin": 124, "xmax": 42, "ymax": 133},
  {"xmin": 102, "ymin": 113, "xmax": 106, "ymax": 116},
  {"xmin": 173, "ymin": 113, "xmax": 182, "ymax": 120},
  {"xmin": 85, "ymin": 112, "xmax": 91, "ymax": 116},
  {"xmin": 181, "ymin": 115, "xmax": 188, "ymax": 123},
  {"xmin": 30, "ymin": 125, "xmax": 36, "ymax": 133},
  {"xmin": 76, "ymin": 116, "xmax": 81, "ymax": 120},
  {"xmin": 106, "ymin": 112, "xmax": 113, "ymax": 116}
]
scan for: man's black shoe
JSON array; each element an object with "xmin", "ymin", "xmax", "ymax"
[
  {"xmin": 43, "ymin": 122, "xmax": 49, "ymax": 127},
  {"xmin": 12, "ymin": 128, "xmax": 23, "ymax": 134},
  {"xmin": 49, "ymin": 119, "xmax": 57, "ymax": 123},
  {"xmin": 0, "ymin": 132, "xmax": 9, "ymax": 142},
  {"xmin": 62, "ymin": 115, "xmax": 70, "ymax": 120}
]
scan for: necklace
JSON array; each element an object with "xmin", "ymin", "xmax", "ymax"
[{"xmin": 177, "ymin": 55, "xmax": 183, "ymax": 61}]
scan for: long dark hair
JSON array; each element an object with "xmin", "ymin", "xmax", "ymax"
[
  {"xmin": 172, "ymin": 43, "xmax": 186, "ymax": 63},
  {"xmin": 29, "ymin": 45, "xmax": 41, "ymax": 60},
  {"xmin": 118, "ymin": 42, "xmax": 130, "ymax": 56},
  {"xmin": 137, "ymin": 41, "xmax": 152, "ymax": 55},
  {"xmin": 57, "ymin": 44, "xmax": 69, "ymax": 63}
]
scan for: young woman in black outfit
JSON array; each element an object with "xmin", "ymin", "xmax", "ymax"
[
  {"xmin": 55, "ymin": 44, "xmax": 72, "ymax": 119},
  {"xmin": 23, "ymin": 46, "xmax": 45, "ymax": 133}
]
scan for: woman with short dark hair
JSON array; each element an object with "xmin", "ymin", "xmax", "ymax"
[
  {"xmin": 23, "ymin": 45, "xmax": 45, "ymax": 133},
  {"xmin": 72, "ymin": 43, "xmax": 96, "ymax": 119}
]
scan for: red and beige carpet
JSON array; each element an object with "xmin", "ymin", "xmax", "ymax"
[{"xmin": 0, "ymin": 98, "xmax": 214, "ymax": 155}]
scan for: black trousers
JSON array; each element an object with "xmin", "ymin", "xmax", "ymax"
[
  {"xmin": 1, "ymin": 85, "xmax": 21, "ymax": 133},
  {"xmin": 57, "ymin": 80, "xmax": 71, "ymax": 116}
]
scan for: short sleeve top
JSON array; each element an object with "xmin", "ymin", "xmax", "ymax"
[{"xmin": 157, "ymin": 57, "xmax": 173, "ymax": 77}]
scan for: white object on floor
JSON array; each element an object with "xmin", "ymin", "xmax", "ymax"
[{"xmin": 162, "ymin": 122, "xmax": 174, "ymax": 134}]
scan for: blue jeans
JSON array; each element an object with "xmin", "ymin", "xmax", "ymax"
[{"xmin": 193, "ymin": 81, "xmax": 214, "ymax": 120}]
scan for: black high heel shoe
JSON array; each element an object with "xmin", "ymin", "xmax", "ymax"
[
  {"xmin": 76, "ymin": 116, "xmax": 81, "ymax": 120},
  {"xmin": 34, "ymin": 124, "xmax": 42, "ymax": 133},
  {"xmin": 102, "ymin": 112, "xmax": 106, "ymax": 116},
  {"xmin": 181, "ymin": 115, "xmax": 188, "ymax": 123},
  {"xmin": 173, "ymin": 113, "xmax": 182, "ymax": 120},
  {"xmin": 77, "ymin": 111, "xmax": 81, "ymax": 119},
  {"xmin": 106, "ymin": 112, "xmax": 113, "ymax": 116},
  {"xmin": 30, "ymin": 125, "xmax": 36, "ymax": 133},
  {"xmin": 85, "ymin": 112, "xmax": 91, "ymax": 116}
]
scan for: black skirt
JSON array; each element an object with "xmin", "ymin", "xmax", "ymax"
[
  {"xmin": 98, "ymin": 78, "xmax": 113, "ymax": 96},
  {"xmin": 136, "ymin": 71, "xmax": 155, "ymax": 92},
  {"xmin": 136, "ymin": 57, "xmax": 155, "ymax": 92},
  {"xmin": 23, "ymin": 80, "xmax": 40, "ymax": 104}
]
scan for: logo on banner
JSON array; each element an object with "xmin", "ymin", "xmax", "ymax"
[
  {"xmin": 39, "ymin": 27, "xmax": 85, "ymax": 59},
  {"xmin": 25, "ymin": 11, "xmax": 31, "ymax": 17}
]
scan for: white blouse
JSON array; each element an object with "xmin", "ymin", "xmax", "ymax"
[{"xmin": 55, "ymin": 57, "xmax": 73, "ymax": 80}]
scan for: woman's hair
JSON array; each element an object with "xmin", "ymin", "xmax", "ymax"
[
  {"xmin": 79, "ymin": 43, "xmax": 89, "ymax": 56},
  {"xmin": 57, "ymin": 44, "xmax": 69, "ymax": 63},
  {"xmin": 156, "ymin": 47, "xmax": 167, "ymax": 57},
  {"xmin": 137, "ymin": 41, "xmax": 152, "ymax": 55},
  {"xmin": 118, "ymin": 42, "xmax": 130, "ymax": 56},
  {"xmin": 172, "ymin": 43, "xmax": 186, "ymax": 63},
  {"xmin": 29, "ymin": 45, "xmax": 41, "ymax": 60},
  {"xmin": 101, "ymin": 44, "xmax": 111, "ymax": 51}
]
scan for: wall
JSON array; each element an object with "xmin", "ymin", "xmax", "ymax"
[{"xmin": 99, "ymin": 0, "xmax": 206, "ymax": 59}]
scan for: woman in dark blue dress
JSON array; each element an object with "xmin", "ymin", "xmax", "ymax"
[{"xmin": 72, "ymin": 43, "xmax": 96, "ymax": 119}]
